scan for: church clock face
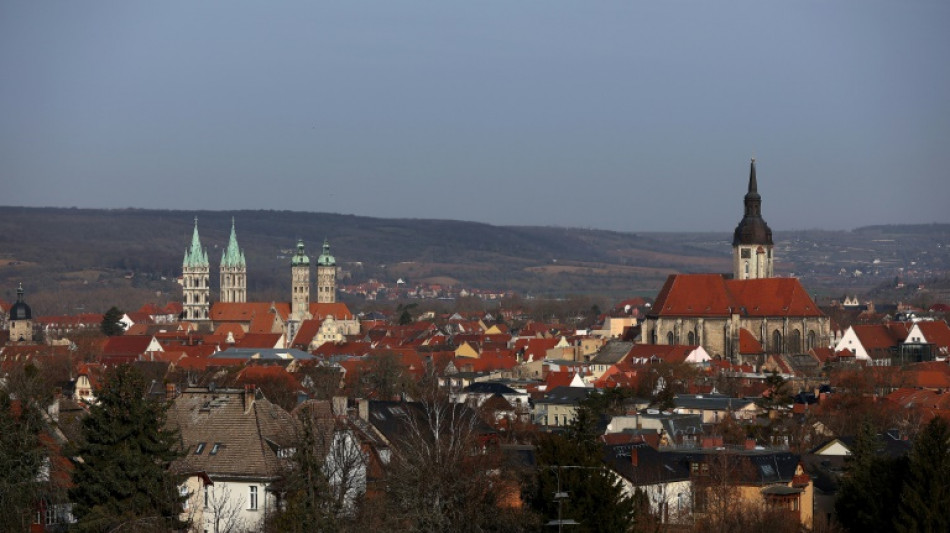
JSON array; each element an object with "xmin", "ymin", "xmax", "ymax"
[{"xmin": 741, "ymin": 248, "xmax": 751, "ymax": 259}]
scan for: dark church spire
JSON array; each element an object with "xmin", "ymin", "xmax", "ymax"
[{"xmin": 733, "ymin": 157, "xmax": 772, "ymax": 246}]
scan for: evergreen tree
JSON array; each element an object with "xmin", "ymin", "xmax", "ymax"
[
  {"xmin": 532, "ymin": 404, "xmax": 636, "ymax": 533},
  {"xmin": 835, "ymin": 421, "xmax": 907, "ymax": 533},
  {"xmin": 895, "ymin": 417, "xmax": 950, "ymax": 533},
  {"xmin": 68, "ymin": 365, "xmax": 185, "ymax": 532},
  {"xmin": 100, "ymin": 306, "xmax": 125, "ymax": 336}
]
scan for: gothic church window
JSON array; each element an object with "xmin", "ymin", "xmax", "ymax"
[{"xmin": 667, "ymin": 332, "xmax": 674, "ymax": 345}]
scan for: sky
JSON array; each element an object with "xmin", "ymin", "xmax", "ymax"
[{"xmin": 2, "ymin": 1, "xmax": 948, "ymax": 233}]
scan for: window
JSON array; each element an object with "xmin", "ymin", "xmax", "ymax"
[
  {"xmin": 195, "ymin": 442, "xmax": 206, "ymax": 455},
  {"xmin": 249, "ymin": 486, "xmax": 258, "ymax": 510},
  {"xmin": 772, "ymin": 330, "xmax": 783, "ymax": 353},
  {"xmin": 180, "ymin": 485, "xmax": 189, "ymax": 510},
  {"xmin": 687, "ymin": 331, "xmax": 695, "ymax": 345},
  {"xmin": 667, "ymin": 332, "xmax": 674, "ymax": 345},
  {"xmin": 204, "ymin": 486, "xmax": 209, "ymax": 509},
  {"xmin": 210, "ymin": 443, "xmax": 221, "ymax": 455},
  {"xmin": 789, "ymin": 329, "xmax": 802, "ymax": 354}
]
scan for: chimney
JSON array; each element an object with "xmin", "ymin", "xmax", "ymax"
[
  {"xmin": 745, "ymin": 438, "xmax": 756, "ymax": 450},
  {"xmin": 332, "ymin": 396, "xmax": 348, "ymax": 417},
  {"xmin": 165, "ymin": 383, "xmax": 177, "ymax": 401},
  {"xmin": 631, "ymin": 447, "xmax": 639, "ymax": 467},
  {"xmin": 244, "ymin": 384, "xmax": 256, "ymax": 412},
  {"xmin": 358, "ymin": 398, "xmax": 369, "ymax": 421}
]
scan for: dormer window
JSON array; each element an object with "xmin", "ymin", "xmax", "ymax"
[
  {"xmin": 210, "ymin": 443, "xmax": 221, "ymax": 455},
  {"xmin": 195, "ymin": 442, "xmax": 206, "ymax": 455}
]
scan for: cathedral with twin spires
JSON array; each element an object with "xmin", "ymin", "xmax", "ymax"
[{"xmin": 180, "ymin": 218, "xmax": 337, "ymax": 323}]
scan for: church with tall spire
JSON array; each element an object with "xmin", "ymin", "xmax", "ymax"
[
  {"xmin": 182, "ymin": 218, "xmax": 210, "ymax": 321},
  {"xmin": 732, "ymin": 158, "xmax": 774, "ymax": 280},
  {"xmin": 219, "ymin": 218, "xmax": 247, "ymax": 304}
]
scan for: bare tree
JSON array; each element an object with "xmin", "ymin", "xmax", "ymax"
[
  {"xmin": 203, "ymin": 485, "xmax": 248, "ymax": 533},
  {"xmin": 384, "ymin": 385, "xmax": 533, "ymax": 533}
]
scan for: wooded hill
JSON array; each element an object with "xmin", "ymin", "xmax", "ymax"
[{"xmin": 0, "ymin": 207, "xmax": 946, "ymax": 316}]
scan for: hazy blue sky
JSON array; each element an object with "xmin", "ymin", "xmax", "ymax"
[{"xmin": 2, "ymin": 1, "xmax": 948, "ymax": 232}]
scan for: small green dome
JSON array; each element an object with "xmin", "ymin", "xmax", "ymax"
[
  {"xmin": 291, "ymin": 239, "xmax": 310, "ymax": 266},
  {"xmin": 317, "ymin": 238, "xmax": 335, "ymax": 267}
]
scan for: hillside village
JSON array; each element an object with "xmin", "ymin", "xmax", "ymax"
[{"xmin": 3, "ymin": 162, "xmax": 950, "ymax": 532}]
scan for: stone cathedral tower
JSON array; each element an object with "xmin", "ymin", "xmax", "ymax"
[
  {"xmin": 316, "ymin": 238, "xmax": 337, "ymax": 304},
  {"xmin": 290, "ymin": 239, "xmax": 312, "ymax": 321},
  {"xmin": 732, "ymin": 158, "xmax": 774, "ymax": 280},
  {"xmin": 219, "ymin": 218, "xmax": 247, "ymax": 303},
  {"xmin": 182, "ymin": 217, "xmax": 210, "ymax": 321}
]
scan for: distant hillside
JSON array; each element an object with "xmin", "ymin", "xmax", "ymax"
[{"xmin": 0, "ymin": 207, "xmax": 947, "ymax": 315}]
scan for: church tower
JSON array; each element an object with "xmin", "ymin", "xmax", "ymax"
[
  {"xmin": 316, "ymin": 238, "xmax": 337, "ymax": 304},
  {"xmin": 732, "ymin": 158, "xmax": 774, "ymax": 280},
  {"xmin": 182, "ymin": 217, "xmax": 210, "ymax": 321},
  {"xmin": 219, "ymin": 218, "xmax": 247, "ymax": 303},
  {"xmin": 9, "ymin": 283, "xmax": 33, "ymax": 343},
  {"xmin": 290, "ymin": 239, "xmax": 312, "ymax": 321}
]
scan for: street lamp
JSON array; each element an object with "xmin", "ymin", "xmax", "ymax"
[{"xmin": 544, "ymin": 465, "xmax": 601, "ymax": 531}]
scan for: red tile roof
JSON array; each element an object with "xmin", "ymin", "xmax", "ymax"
[
  {"xmin": 916, "ymin": 321, "xmax": 950, "ymax": 350},
  {"xmin": 852, "ymin": 323, "xmax": 910, "ymax": 350},
  {"xmin": 210, "ymin": 302, "xmax": 290, "ymax": 323},
  {"xmin": 102, "ymin": 335, "xmax": 157, "ymax": 357},
  {"xmin": 235, "ymin": 333, "xmax": 283, "ymax": 349},
  {"xmin": 739, "ymin": 328, "xmax": 764, "ymax": 355},
  {"xmin": 652, "ymin": 274, "xmax": 823, "ymax": 318},
  {"xmin": 309, "ymin": 302, "xmax": 355, "ymax": 320}
]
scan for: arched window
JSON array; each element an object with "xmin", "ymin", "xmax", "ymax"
[
  {"xmin": 789, "ymin": 329, "xmax": 802, "ymax": 354},
  {"xmin": 807, "ymin": 330, "xmax": 817, "ymax": 351},
  {"xmin": 667, "ymin": 332, "xmax": 674, "ymax": 345},
  {"xmin": 687, "ymin": 331, "xmax": 695, "ymax": 345},
  {"xmin": 772, "ymin": 330, "xmax": 783, "ymax": 353}
]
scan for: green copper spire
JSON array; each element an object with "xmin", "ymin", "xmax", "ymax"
[
  {"xmin": 291, "ymin": 239, "xmax": 310, "ymax": 266},
  {"xmin": 183, "ymin": 217, "xmax": 209, "ymax": 268},
  {"xmin": 317, "ymin": 238, "xmax": 335, "ymax": 266},
  {"xmin": 221, "ymin": 217, "xmax": 246, "ymax": 268}
]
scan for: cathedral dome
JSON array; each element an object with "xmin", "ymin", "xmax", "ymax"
[
  {"xmin": 732, "ymin": 158, "xmax": 773, "ymax": 246},
  {"xmin": 9, "ymin": 284, "xmax": 31, "ymax": 321}
]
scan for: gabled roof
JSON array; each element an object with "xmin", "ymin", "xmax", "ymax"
[
  {"xmin": 913, "ymin": 321, "xmax": 950, "ymax": 349},
  {"xmin": 211, "ymin": 302, "xmax": 289, "ymax": 323},
  {"xmin": 102, "ymin": 335, "xmax": 158, "ymax": 357},
  {"xmin": 852, "ymin": 323, "xmax": 911, "ymax": 350},
  {"xmin": 651, "ymin": 274, "xmax": 823, "ymax": 318},
  {"xmin": 235, "ymin": 333, "xmax": 283, "ymax": 349},
  {"xmin": 309, "ymin": 302, "xmax": 355, "ymax": 321},
  {"xmin": 167, "ymin": 387, "xmax": 295, "ymax": 479}
]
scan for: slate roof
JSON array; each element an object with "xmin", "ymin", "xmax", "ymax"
[
  {"xmin": 167, "ymin": 387, "xmax": 296, "ymax": 479},
  {"xmin": 673, "ymin": 393, "xmax": 757, "ymax": 412},
  {"xmin": 210, "ymin": 347, "xmax": 314, "ymax": 360},
  {"xmin": 590, "ymin": 341, "xmax": 634, "ymax": 365},
  {"xmin": 604, "ymin": 443, "xmax": 691, "ymax": 485},
  {"xmin": 536, "ymin": 386, "xmax": 594, "ymax": 405},
  {"xmin": 668, "ymin": 449, "xmax": 802, "ymax": 485}
]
